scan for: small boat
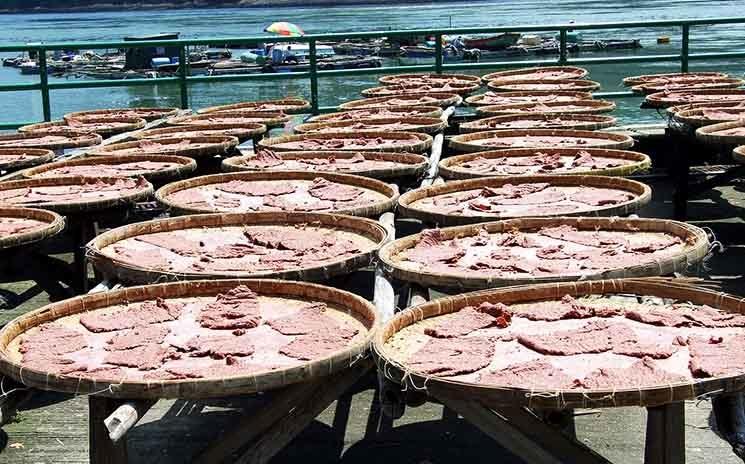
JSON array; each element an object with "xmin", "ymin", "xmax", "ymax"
[
  {"xmin": 19, "ymin": 61, "xmax": 40, "ymax": 75},
  {"xmin": 462, "ymin": 33, "xmax": 521, "ymax": 51},
  {"xmin": 208, "ymin": 61, "xmax": 262, "ymax": 75}
]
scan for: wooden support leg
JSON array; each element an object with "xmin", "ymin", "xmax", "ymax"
[
  {"xmin": 89, "ymin": 396, "xmax": 128, "ymax": 464},
  {"xmin": 0, "ymin": 377, "xmax": 33, "ymax": 426},
  {"xmin": 712, "ymin": 393, "xmax": 745, "ymax": 460},
  {"xmin": 644, "ymin": 402, "xmax": 685, "ymax": 464},
  {"xmin": 538, "ymin": 408, "xmax": 577, "ymax": 439}
]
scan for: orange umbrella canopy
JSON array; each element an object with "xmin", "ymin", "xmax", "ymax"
[{"xmin": 265, "ymin": 22, "xmax": 305, "ymax": 37}]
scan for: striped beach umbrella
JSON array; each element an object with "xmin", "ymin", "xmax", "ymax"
[{"xmin": 264, "ymin": 22, "xmax": 305, "ymax": 37}]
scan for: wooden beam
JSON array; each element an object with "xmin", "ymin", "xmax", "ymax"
[
  {"xmin": 89, "ymin": 396, "xmax": 128, "ymax": 464},
  {"xmin": 712, "ymin": 393, "xmax": 745, "ymax": 459},
  {"xmin": 374, "ymin": 212, "xmax": 396, "ymax": 322},
  {"xmin": 104, "ymin": 400, "xmax": 156, "ymax": 443},
  {"xmin": 645, "ymin": 402, "xmax": 685, "ymax": 464},
  {"xmin": 0, "ymin": 377, "xmax": 33, "ymax": 427}
]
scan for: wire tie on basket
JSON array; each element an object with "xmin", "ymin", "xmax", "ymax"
[{"xmin": 696, "ymin": 388, "xmax": 725, "ymax": 407}]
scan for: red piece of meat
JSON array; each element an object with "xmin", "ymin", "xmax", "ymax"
[
  {"xmin": 279, "ymin": 328, "xmax": 357, "ymax": 361},
  {"xmin": 307, "ymin": 177, "xmax": 364, "ymax": 202},
  {"xmin": 216, "ymin": 180, "xmax": 296, "ymax": 196},
  {"xmin": 135, "ymin": 232, "xmax": 204, "ymax": 256},
  {"xmin": 198, "ymin": 285, "xmax": 262, "ymax": 330},
  {"xmin": 424, "ymin": 303, "xmax": 511, "ymax": 338},
  {"xmin": 688, "ymin": 335, "xmax": 745, "ymax": 377},
  {"xmin": 105, "ymin": 325, "xmax": 170, "ymax": 351},
  {"xmin": 518, "ymin": 320, "xmax": 616, "ymax": 355},
  {"xmin": 262, "ymin": 194, "xmax": 333, "ymax": 211},
  {"xmin": 405, "ymin": 229, "xmax": 465, "ymax": 265},
  {"xmin": 165, "ymin": 356, "xmax": 276, "ymax": 379},
  {"xmin": 406, "ymin": 336, "xmax": 494, "ymax": 377},
  {"xmin": 538, "ymin": 225, "xmax": 627, "ymax": 248},
  {"xmin": 80, "ymin": 298, "xmax": 184, "ymax": 333},
  {"xmin": 180, "ymin": 334, "xmax": 256, "ymax": 359},
  {"xmin": 625, "ymin": 235, "xmax": 682, "ymax": 253},
  {"xmin": 104, "ymin": 344, "xmax": 177, "ymax": 371},
  {"xmin": 478, "ymin": 360, "xmax": 576, "ymax": 390},
  {"xmin": 577, "ymin": 357, "xmax": 686, "ymax": 390},
  {"xmin": 511, "ymin": 295, "xmax": 620, "ymax": 321},
  {"xmin": 111, "ymin": 246, "xmax": 170, "ymax": 270},
  {"xmin": 20, "ymin": 324, "xmax": 88, "ymax": 357},
  {"xmin": 266, "ymin": 303, "xmax": 347, "ymax": 336},
  {"xmin": 569, "ymin": 188, "xmax": 633, "ymax": 206}
]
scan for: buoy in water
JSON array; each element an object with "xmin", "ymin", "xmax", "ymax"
[{"xmin": 657, "ymin": 36, "xmax": 671, "ymax": 44}]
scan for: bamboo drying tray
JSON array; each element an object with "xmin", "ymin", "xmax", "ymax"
[
  {"xmin": 0, "ymin": 206, "xmax": 65, "ymax": 251},
  {"xmin": 0, "ymin": 177, "xmax": 153, "ymax": 214},
  {"xmin": 87, "ymin": 212, "xmax": 388, "ymax": 284},
  {"xmin": 293, "ymin": 117, "xmax": 446, "ymax": 135},
  {"xmin": 734, "ymin": 145, "xmax": 745, "ymax": 164},
  {"xmin": 486, "ymin": 78, "xmax": 601, "ymax": 93},
  {"xmin": 372, "ymin": 277, "xmax": 735, "ymax": 409},
  {"xmin": 362, "ymin": 82, "xmax": 480, "ymax": 97},
  {"xmin": 64, "ymin": 107, "xmax": 179, "ymax": 122},
  {"xmin": 645, "ymin": 89, "xmax": 745, "ymax": 108},
  {"xmin": 308, "ymin": 106, "xmax": 443, "ymax": 122},
  {"xmin": 0, "ymin": 148, "xmax": 55, "ymax": 172},
  {"xmin": 475, "ymin": 99, "xmax": 616, "ymax": 116},
  {"xmin": 197, "ymin": 98, "xmax": 311, "ymax": 115},
  {"xmin": 18, "ymin": 116, "xmax": 147, "ymax": 137},
  {"xmin": 672, "ymin": 106, "xmax": 745, "ymax": 128},
  {"xmin": 465, "ymin": 90, "xmax": 593, "ymax": 107},
  {"xmin": 167, "ymin": 111, "xmax": 290, "ymax": 129},
  {"xmin": 87, "ymin": 136, "xmax": 238, "ymax": 158},
  {"xmin": 156, "ymin": 170, "xmax": 399, "ymax": 217},
  {"xmin": 21, "ymin": 154, "xmax": 197, "ymax": 184},
  {"xmin": 631, "ymin": 77, "xmax": 744, "ymax": 95},
  {"xmin": 0, "ymin": 131, "xmax": 102, "ymax": 151},
  {"xmin": 439, "ymin": 147, "xmax": 651, "ymax": 180},
  {"xmin": 482, "ymin": 66, "xmax": 589, "ymax": 82},
  {"xmin": 222, "ymin": 150, "xmax": 428, "ymax": 180},
  {"xmin": 449, "ymin": 129, "xmax": 634, "ymax": 153},
  {"xmin": 132, "ymin": 123, "xmax": 267, "ymax": 143},
  {"xmin": 378, "ymin": 73, "xmax": 482, "ymax": 86},
  {"xmin": 258, "ymin": 131, "xmax": 433, "ymax": 153},
  {"xmin": 459, "ymin": 114, "xmax": 617, "ymax": 133},
  {"xmin": 696, "ymin": 120, "xmax": 745, "ymax": 146},
  {"xmin": 0, "ymin": 278, "xmax": 378, "ymax": 399},
  {"xmin": 339, "ymin": 93, "xmax": 462, "ymax": 110},
  {"xmin": 398, "ymin": 174, "xmax": 651, "ymax": 225},
  {"xmin": 623, "ymin": 71, "xmax": 729, "ymax": 87}
]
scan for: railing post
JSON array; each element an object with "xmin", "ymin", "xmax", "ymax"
[
  {"xmin": 434, "ymin": 33, "xmax": 443, "ymax": 74},
  {"xmin": 178, "ymin": 45, "xmax": 189, "ymax": 110},
  {"xmin": 37, "ymin": 47, "xmax": 51, "ymax": 121},
  {"xmin": 558, "ymin": 28, "xmax": 568, "ymax": 65},
  {"xmin": 309, "ymin": 38, "xmax": 319, "ymax": 114},
  {"xmin": 681, "ymin": 24, "xmax": 690, "ymax": 73}
]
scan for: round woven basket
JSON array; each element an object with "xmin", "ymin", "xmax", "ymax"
[
  {"xmin": 645, "ymin": 89, "xmax": 745, "ymax": 109},
  {"xmin": 671, "ymin": 105, "xmax": 745, "ymax": 128},
  {"xmin": 155, "ymin": 170, "xmax": 399, "ymax": 217},
  {"xmin": 87, "ymin": 212, "xmax": 388, "ymax": 284},
  {"xmin": 18, "ymin": 116, "xmax": 147, "ymax": 137},
  {"xmin": 378, "ymin": 73, "xmax": 482, "ymax": 86},
  {"xmin": 623, "ymin": 71, "xmax": 729, "ymax": 87},
  {"xmin": 87, "ymin": 136, "xmax": 238, "ymax": 158},
  {"xmin": 449, "ymin": 129, "xmax": 634, "ymax": 153},
  {"xmin": 696, "ymin": 120, "xmax": 745, "ymax": 146},
  {"xmin": 222, "ymin": 150, "xmax": 428, "ymax": 180},
  {"xmin": 0, "ymin": 131, "xmax": 102, "ymax": 150},
  {"xmin": 439, "ymin": 148, "xmax": 651, "ymax": 180},
  {"xmin": 631, "ymin": 77, "xmax": 744, "ymax": 95},
  {"xmin": 475, "ymin": 99, "xmax": 616, "ymax": 117},
  {"xmin": 308, "ymin": 106, "xmax": 443, "ymax": 122},
  {"xmin": 482, "ymin": 66, "xmax": 589, "ymax": 82},
  {"xmin": 459, "ymin": 114, "xmax": 617, "ymax": 133},
  {"xmin": 63, "ymin": 107, "xmax": 179, "ymax": 123},
  {"xmin": 132, "ymin": 123, "xmax": 267, "ymax": 143},
  {"xmin": 258, "ymin": 131, "xmax": 433, "ymax": 153},
  {"xmin": 362, "ymin": 82, "xmax": 481, "ymax": 97},
  {"xmin": 398, "ymin": 174, "xmax": 651, "ymax": 226},
  {"xmin": 197, "ymin": 98, "xmax": 311, "ymax": 115},
  {"xmin": 167, "ymin": 111, "xmax": 290, "ymax": 129},
  {"xmin": 339, "ymin": 93, "xmax": 462, "ymax": 110},
  {"xmin": 0, "ymin": 207, "xmax": 65, "ymax": 251},
  {"xmin": 0, "ymin": 278, "xmax": 378, "ymax": 399},
  {"xmin": 21, "ymin": 154, "xmax": 197, "ymax": 184},
  {"xmin": 372, "ymin": 277, "xmax": 739, "ymax": 410},
  {"xmin": 293, "ymin": 117, "xmax": 446, "ymax": 135},
  {"xmin": 0, "ymin": 148, "xmax": 55, "ymax": 172},
  {"xmin": 466, "ymin": 90, "xmax": 593, "ymax": 107},
  {"xmin": 486, "ymin": 79, "xmax": 601, "ymax": 93},
  {"xmin": 0, "ymin": 176, "xmax": 153, "ymax": 214}
]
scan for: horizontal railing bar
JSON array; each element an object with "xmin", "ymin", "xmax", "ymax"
[
  {"xmin": 688, "ymin": 51, "xmax": 745, "ymax": 60},
  {"xmin": 46, "ymin": 77, "xmax": 180, "ymax": 89},
  {"xmin": 443, "ymin": 59, "xmax": 559, "ymax": 71},
  {"xmin": 594, "ymin": 91, "xmax": 638, "ymax": 98},
  {"xmin": 566, "ymin": 54, "xmax": 682, "ymax": 65},
  {"xmin": 186, "ymin": 72, "xmax": 311, "ymax": 83},
  {"xmin": 0, "ymin": 83, "xmax": 41, "ymax": 92},
  {"xmin": 315, "ymin": 64, "xmax": 435, "ymax": 77}
]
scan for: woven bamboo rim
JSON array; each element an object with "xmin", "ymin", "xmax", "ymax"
[
  {"xmin": 18, "ymin": 116, "xmax": 147, "ymax": 137},
  {"xmin": 197, "ymin": 98, "xmax": 311, "ymax": 115},
  {"xmin": 258, "ymin": 131, "xmax": 433, "ymax": 154},
  {"xmin": 308, "ymin": 106, "xmax": 443, "ymax": 122},
  {"xmin": 482, "ymin": 66, "xmax": 589, "ymax": 82},
  {"xmin": 439, "ymin": 148, "xmax": 652, "ymax": 180},
  {"xmin": 623, "ymin": 71, "xmax": 729, "ymax": 87},
  {"xmin": 64, "ymin": 107, "xmax": 179, "ymax": 123},
  {"xmin": 167, "ymin": 111, "xmax": 290, "ymax": 129},
  {"xmin": 475, "ymin": 99, "xmax": 616, "ymax": 117},
  {"xmin": 645, "ymin": 89, "xmax": 745, "ymax": 108},
  {"xmin": 695, "ymin": 120, "xmax": 745, "ymax": 146},
  {"xmin": 459, "ymin": 114, "xmax": 617, "ymax": 133},
  {"xmin": 293, "ymin": 117, "xmax": 446, "ymax": 135},
  {"xmin": 665, "ymin": 100, "xmax": 745, "ymax": 118},
  {"xmin": 486, "ymin": 79, "xmax": 601, "ymax": 93},
  {"xmin": 672, "ymin": 106, "xmax": 745, "ymax": 128},
  {"xmin": 222, "ymin": 150, "xmax": 429, "ymax": 180},
  {"xmin": 734, "ymin": 146, "xmax": 745, "ymax": 164},
  {"xmin": 87, "ymin": 212, "xmax": 388, "ymax": 285},
  {"xmin": 631, "ymin": 78, "xmax": 744, "ymax": 95},
  {"xmin": 0, "ymin": 176, "xmax": 153, "ymax": 214},
  {"xmin": 378, "ymin": 73, "xmax": 482, "ymax": 86},
  {"xmin": 362, "ymin": 82, "xmax": 481, "ymax": 97},
  {"xmin": 21, "ymin": 154, "xmax": 197, "ymax": 184},
  {"xmin": 87, "ymin": 136, "xmax": 238, "ymax": 158},
  {"xmin": 449, "ymin": 129, "xmax": 634, "ymax": 153},
  {"xmin": 0, "ymin": 206, "xmax": 65, "ymax": 251},
  {"xmin": 372, "ymin": 277, "xmax": 735, "ymax": 409},
  {"xmin": 465, "ymin": 90, "xmax": 593, "ymax": 107},
  {"xmin": 156, "ymin": 170, "xmax": 399, "ymax": 217},
  {"xmin": 0, "ymin": 131, "xmax": 102, "ymax": 150},
  {"xmin": 0, "ymin": 148, "xmax": 55, "ymax": 172},
  {"xmin": 339, "ymin": 93, "xmax": 462, "ymax": 110},
  {"xmin": 132, "ymin": 123, "xmax": 267, "ymax": 143},
  {"xmin": 0, "ymin": 278, "xmax": 378, "ymax": 399}
]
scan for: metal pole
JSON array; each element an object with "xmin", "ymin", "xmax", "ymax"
[
  {"xmin": 178, "ymin": 45, "xmax": 188, "ymax": 109},
  {"xmin": 434, "ymin": 33, "xmax": 443, "ymax": 74},
  {"xmin": 559, "ymin": 28, "xmax": 568, "ymax": 65},
  {"xmin": 37, "ymin": 47, "xmax": 51, "ymax": 121},
  {"xmin": 309, "ymin": 39, "xmax": 319, "ymax": 114},
  {"xmin": 681, "ymin": 24, "xmax": 690, "ymax": 73}
]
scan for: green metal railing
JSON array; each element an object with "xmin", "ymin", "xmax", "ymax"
[{"xmin": 1, "ymin": 16, "xmax": 745, "ymax": 130}]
